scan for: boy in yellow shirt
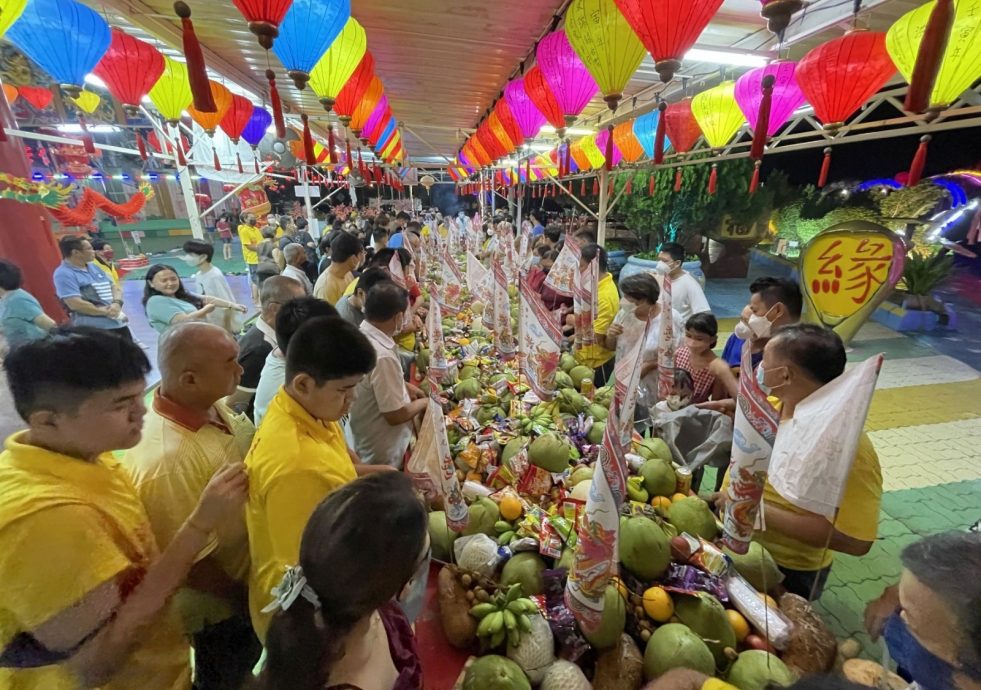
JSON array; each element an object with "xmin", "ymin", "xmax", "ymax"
[
  {"xmin": 574, "ymin": 243, "xmax": 620, "ymax": 385},
  {"xmin": 0, "ymin": 328, "xmax": 247, "ymax": 689}
]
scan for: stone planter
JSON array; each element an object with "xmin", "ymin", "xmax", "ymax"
[{"xmin": 607, "ymin": 250, "xmax": 628, "ymax": 278}]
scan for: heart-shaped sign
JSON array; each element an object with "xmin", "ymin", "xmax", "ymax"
[
  {"xmin": 799, "ymin": 220, "xmax": 906, "ymax": 344},
  {"xmin": 19, "ymin": 85, "xmax": 53, "ymax": 111}
]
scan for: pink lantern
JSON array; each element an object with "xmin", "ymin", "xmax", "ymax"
[
  {"xmin": 504, "ymin": 77, "xmax": 546, "ymax": 141},
  {"xmin": 536, "ymin": 30, "xmax": 599, "ymax": 126},
  {"xmin": 734, "ymin": 61, "xmax": 805, "ymax": 138},
  {"xmin": 362, "ymin": 95, "xmax": 390, "ymax": 143},
  {"xmin": 594, "ymin": 128, "xmax": 622, "ymax": 167}
]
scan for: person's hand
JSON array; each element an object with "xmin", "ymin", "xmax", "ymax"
[
  {"xmin": 607, "ymin": 323, "xmax": 624, "ymax": 338},
  {"xmin": 200, "ymin": 303, "xmax": 217, "ymax": 316},
  {"xmin": 410, "ymin": 315, "xmax": 423, "ymax": 333},
  {"xmin": 864, "ymin": 584, "xmax": 900, "ymax": 641},
  {"xmin": 697, "ymin": 398, "xmax": 736, "ymax": 417},
  {"xmin": 106, "ymin": 303, "xmax": 122, "ymax": 319},
  {"xmin": 708, "ymin": 491, "xmax": 729, "ymax": 513},
  {"xmin": 232, "ymin": 303, "xmax": 248, "ymax": 313},
  {"xmin": 190, "ymin": 463, "xmax": 248, "ymax": 532},
  {"xmin": 406, "ymin": 382, "xmax": 426, "ymax": 400}
]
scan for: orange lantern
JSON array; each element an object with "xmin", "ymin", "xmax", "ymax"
[
  {"xmin": 613, "ymin": 120, "xmax": 644, "ymax": 162},
  {"xmin": 349, "ymin": 76, "xmax": 383, "ymax": 136},
  {"xmin": 187, "ymin": 80, "xmax": 233, "ymax": 134}
]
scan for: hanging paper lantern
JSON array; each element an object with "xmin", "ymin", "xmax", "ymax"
[
  {"xmin": 504, "ymin": 77, "xmax": 546, "ymax": 142},
  {"xmin": 93, "ymin": 28, "xmax": 165, "ymax": 115},
  {"xmin": 188, "ymin": 81, "xmax": 233, "ymax": 135},
  {"xmin": 664, "ymin": 98, "xmax": 702, "ymax": 153},
  {"xmin": 633, "ymin": 107, "xmax": 672, "ymax": 159},
  {"xmin": 149, "ymin": 56, "xmax": 193, "ymax": 125},
  {"xmin": 349, "ymin": 76, "xmax": 383, "ymax": 135},
  {"xmin": 523, "ymin": 66, "xmax": 565, "ymax": 135},
  {"xmin": 2, "ymin": 84, "xmax": 18, "ymax": 105},
  {"xmin": 569, "ymin": 138, "xmax": 592, "ymax": 170},
  {"xmin": 273, "ymin": 0, "xmax": 350, "ymax": 89},
  {"xmin": 759, "ymin": 0, "xmax": 804, "ymax": 34},
  {"xmin": 886, "ymin": 0, "xmax": 981, "ymax": 114},
  {"xmin": 691, "ymin": 81, "xmax": 744, "ymax": 149},
  {"xmin": 232, "ymin": 0, "xmax": 294, "ymax": 49},
  {"xmin": 564, "ymin": 0, "xmax": 646, "ymax": 111},
  {"xmin": 219, "ymin": 93, "xmax": 254, "ymax": 143},
  {"xmin": 614, "ymin": 0, "xmax": 724, "ymax": 83},
  {"xmin": 370, "ymin": 116, "xmax": 395, "ymax": 148},
  {"xmin": 734, "ymin": 61, "xmax": 804, "ymax": 137},
  {"xmin": 18, "ymin": 86, "xmax": 53, "ymax": 111},
  {"xmin": 488, "ymin": 111, "xmax": 517, "ymax": 154},
  {"xmin": 796, "ymin": 31, "xmax": 895, "ymax": 133},
  {"xmin": 594, "ymin": 129, "xmax": 622, "ymax": 167},
  {"xmin": 613, "ymin": 121, "xmax": 643, "ymax": 162},
  {"xmin": 476, "ymin": 121, "xmax": 507, "ymax": 161},
  {"xmin": 147, "ymin": 129, "xmax": 190, "ymax": 155},
  {"xmin": 494, "ymin": 99, "xmax": 524, "ymax": 152},
  {"xmin": 241, "ymin": 106, "xmax": 272, "ymax": 148},
  {"xmin": 536, "ymin": 30, "xmax": 599, "ymax": 128},
  {"xmin": 334, "ymin": 51, "xmax": 375, "ymax": 125},
  {"xmin": 72, "ymin": 90, "xmax": 100, "ymax": 114},
  {"xmin": 362, "ymin": 97, "xmax": 390, "ymax": 143},
  {"xmin": 309, "ymin": 17, "xmax": 367, "ymax": 110},
  {"xmin": 0, "ymin": 0, "xmax": 27, "ymax": 38},
  {"xmin": 6, "ymin": 0, "xmax": 111, "ymax": 98}
]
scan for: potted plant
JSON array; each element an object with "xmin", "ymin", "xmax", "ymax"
[{"xmin": 899, "ymin": 252, "xmax": 954, "ymax": 313}]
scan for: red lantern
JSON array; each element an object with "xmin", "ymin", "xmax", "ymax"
[
  {"xmin": 614, "ymin": 0, "xmax": 724, "ymax": 83},
  {"xmin": 523, "ymin": 65, "xmax": 565, "ymax": 135},
  {"xmin": 663, "ymin": 98, "xmax": 702, "ymax": 154},
  {"xmin": 334, "ymin": 51, "xmax": 375, "ymax": 126},
  {"xmin": 232, "ymin": 0, "xmax": 294, "ymax": 49},
  {"xmin": 476, "ymin": 122, "xmax": 506, "ymax": 162},
  {"xmin": 796, "ymin": 31, "xmax": 896, "ymax": 133},
  {"xmin": 19, "ymin": 86, "xmax": 53, "ymax": 111},
  {"xmin": 219, "ymin": 94, "xmax": 254, "ymax": 144},
  {"xmin": 93, "ymin": 28, "xmax": 165, "ymax": 115},
  {"xmin": 147, "ymin": 129, "xmax": 190, "ymax": 155},
  {"xmin": 493, "ymin": 99, "xmax": 524, "ymax": 150}
]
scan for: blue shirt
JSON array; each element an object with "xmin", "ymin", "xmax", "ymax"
[
  {"xmin": 146, "ymin": 295, "xmax": 198, "ymax": 333},
  {"xmin": 0, "ymin": 289, "xmax": 47, "ymax": 347},
  {"xmin": 387, "ymin": 231, "xmax": 404, "ymax": 249},
  {"xmin": 532, "ymin": 223, "xmax": 545, "ymax": 237},
  {"xmin": 721, "ymin": 333, "xmax": 763, "ymax": 369},
  {"xmin": 52, "ymin": 261, "xmax": 124, "ymax": 330}
]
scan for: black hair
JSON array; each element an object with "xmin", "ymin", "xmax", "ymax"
[
  {"xmin": 355, "ymin": 267, "xmax": 391, "ymax": 297},
  {"xmin": 369, "ymin": 248, "xmax": 396, "ymax": 268},
  {"xmin": 182, "ymin": 239, "xmax": 215, "ymax": 262},
  {"xmin": 620, "ymin": 273, "xmax": 660, "ymax": 304},
  {"xmin": 580, "ymin": 243, "xmax": 608, "ymax": 272},
  {"xmin": 770, "ymin": 324, "xmax": 846, "ymax": 384},
  {"xmin": 544, "ymin": 225, "xmax": 562, "ymax": 243},
  {"xmin": 659, "ymin": 242, "xmax": 685, "ymax": 262},
  {"xmin": 4, "ymin": 327, "xmax": 151, "ymax": 420},
  {"xmin": 530, "ymin": 210, "xmax": 544, "ymax": 224},
  {"xmin": 750, "ymin": 276, "xmax": 803, "ymax": 320},
  {"xmin": 90, "ymin": 238, "xmax": 112, "ymax": 252},
  {"xmin": 900, "ymin": 531, "xmax": 981, "ymax": 676},
  {"xmin": 58, "ymin": 235, "xmax": 88, "ymax": 259},
  {"xmin": 285, "ymin": 316, "xmax": 376, "ymax": 384},
  {"xmin": 371, "ymin": 227, "xmax": 389, "ymax": 243},
  {"xmin": 573, "ymin": 228, "xmax": 597, "ymax": 244},
  {"xmin": 295, "ymin": 217, "xmax": 308, "ymax": 230},
  {"xmin": 142, "ymin": 264, "xmax": 204, "ymax": 310},
  {"xmin": 535, "ymin": 244, "xmax": 551, "ymax": 259},
  {"xmin": 374, "ymin": 214, "xmax": 391, "ymax": 228},
  {"xmin": 685, "ymin": 312, "xmax": 718, "ymax": 347},
  {"xmin": 274, "ymin": 297, "xmax": 338, "ymax": 353},
  {"xmin": 395, "ymin": 247, "xmax": 413, "ymax": 268},
  {"xmin": 262, "ymin": 472, "xmax": 427, "ymax": 690},
  {"xmin": 673, "ymin": 368, "xmax": 694, "ymax": 391},
  {"xmin": 406, "ymin": 221, "xmax": 422, "ymax": 233},
  {"xmin": 0, "ymin": 259, "xmax": 23, "ymax": 291},
  {"xmin": 330, "ymin": 232, "xmax": 363, "ymax": 264},
  {"xmin": 395, "ymin": 211, "xmax": 411, "ymax": 222},
  {"xmin": 364, "ymin": 281, "xmax": 408, "ymax": 322}
]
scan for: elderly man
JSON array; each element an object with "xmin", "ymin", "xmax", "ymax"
[
  {"xmin": 280, "ymin": 243, "xmax": 312, "ymax": 295},
  {"xmin": 123, "ymin": 322, "xmax": 259, "ymax": 689}
]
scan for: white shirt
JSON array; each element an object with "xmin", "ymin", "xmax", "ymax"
[
  {"xmin": 252, "ymin": 349, "xmax": 286, "ymax": 428},
  {"xmin": 345, "ymin": 321, "xmax": 412, "ymax": 468},
  {"xmin": 640, "ymin": 307, "xmax": 685, "ymax": 395},
  {"xmin": 280, "ymin": 264, "xmax": 312, "ymax": 295},
  {"xmin": 669, "ymin": 272, "xmax": 710, "ymax": 322},
  {"xmin": 194, "ymin": 265, "xmax": 243, "ymax": 333}
]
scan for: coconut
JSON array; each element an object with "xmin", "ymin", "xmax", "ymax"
[
  {"xmin": 558, "ymin": 388, "xmax": 588, "ymax": 414},
  {"xmin": 459, "ymin": 365, "xmax": 479, "ymax": 381},
  {"xmin": 560, "ymin": 352, "xmax": 578, "ymax": 373},
  {"xmin": 583, "ymin": 585, "xmax": 626, "ymax": 649},
  {"xmin": 726, "ymin": 650, "xmax": 796, "ymax": 689},
  {"xmin": 529, "ymin": 433, "xmax": 573, "ymax": 473},
  {"xmin": 541, "ymin": 659, "xmax": 591, "ymax": 690},
  {"xmin": 569, "ymin": 365, "xmax": 595, "ymax": 390},
  {"xmin": 463, "ymin": 655, "xmax": 531, "ymax": 690},
  {"xmin": 724, "ymin": 542, "xmax": 784, "ymax": 593},
  {"xmin": 673, "ymin": 592, "xmax": 737, "ymax": 666},
  {"xmin": 475, "ymin": 405, "xmax": 505, "ymax": 425},
  {"xmin": 636, "ymin": 437, "xmax": 672, "ymax": 463},
  {"xmin": 454, "ymin": 378, "xmax": 481, "ymax": 400},
  {"xmin": 429, "ymin": 511, "xmax": 458, "ymax": 561},
  {"xmin": 667, "ymin": 497, "xmax": 719, "ymax": 540},
  {"xmin": 587, "ymin": 420, "xmax": 606, "ymax": 444},
  {"xmin": 643, "ymin": 623, "xmax": 715, "ymax": 679},
  {"xmin": 569, "ymin": 466, "xmax": 594, "ymax": 486},
  {"xmin": 462, "ymin": 496, "xmax": 500, "ymax": 537},
  {"xmin": 570, "ymin": 479, "xmax": 591, "ymax": 501},
  {"xmin": 507, "ymin": 614, "xmax": 555, "ymax": 684},
  {"xmin": 500, "ymin": 552, "xmax": 546, "ymax": 596},
  {"xmin": 619, "ymin": 516, "xmax": 671, "ymax": 580},
  {"xmin": 639, "ymin": 459, "xmax": 677, "ymax": 497},
  {"xmin": 587, "ymin": 403, "xmax": 609, "ymax": 421},
  {"xmin": 553, "ymin": 370, "xmax": 574, "ymax": 390},
  {"xmin": 502, "ymin": 436, "xmax": 530, "ymax": 467}
]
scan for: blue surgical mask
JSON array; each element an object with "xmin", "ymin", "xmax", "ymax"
[
  {"xmin": 396, "ymin": 546, "xmax": 431, "ymax": 625},
  {"xmin": 884, "ymin": 613, "xmax": 962, "ymax": 690},
  {"xmin": 756, "ymin": 364, "xmax": 771, "ymax": 394}
]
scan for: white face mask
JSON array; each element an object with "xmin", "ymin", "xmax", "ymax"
[
  {"xmin": 733, "ymin": 321, "xmax": 753, "ymax": 340},
  {"xmin": 182, "ymin": 254, "xmax": 206, "ymax": 266},
  {"xmin": 747, "ymin": 310, "xmax": 775, "ymax": 339},
  {"xmin": 654, "ymin": 260, "xmax": 672, "ymax": 275}
]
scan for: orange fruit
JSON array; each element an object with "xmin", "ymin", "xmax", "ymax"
[
  {"xmin": 642, "ymin": 586, "xmax": 674, "ymax": 622},
  {"xmin": 758, "ymin": 593, "xmax": 779, "ymax": 610},
  {"xmin": 671, "ymin": 493, "xmax": 688, "ymax": 503},
  {"xmin": 726, "ymin": 609, "xmax": 751, "ymax": 642},
  {"xmin": 499, "ymin": 495, "xmax": 523, "ymax": 521},
  {"xmin": 651, "ymin": 496, "xmax": 672, "ymax": 513}
]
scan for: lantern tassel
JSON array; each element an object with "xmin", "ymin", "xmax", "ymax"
[
  {"xmin": 604, "ymin": 125, "xmax": 614, "ymax": 171},
  {"xmin": 749, "ymin": 161, "xmax": 761, "ymax": 194},
  {"xmin": 751, "ymin": 75, "xmax": 776, "ymax": 160},
  {"xmin": 171, "ymin": 125, "xmax": 187, "ymax": 167},
  {"xmin": 136, "ymin": 132, "xmax": 148, "ymax": 160},
  {"xmin": 624, "ymin": 176, "xmax": 632, "ymax": 195},
  {"xmin": 212, "ymin": 146, "xmax": 222, "ymax": 171},
  {"xmin": 237, "ymin": 152, "xmax": 244, "ymax": 174},
  {"xmin": 653, "ymin": 102, "xmax": 667, "ymax": 164},
  {"xmin": 346, "ymin": 139, "xmax": 353, "ymax": 167},
  {"xmin": 708, "ymin": 164, "xmax": 718, "ymax": 195},
  {"xmin": 592, "ymin": 177, "xmax": 599, "ymax": 196},
  {"xmin": 301, "ymin": 114, "xmax": 316, "ymax": 166},
  {"xmin": 674, "ymin": 168, "xmax": 683, "ymax": 193},
  {"xmin": 907, "ymin": 135, "xmax": 931, "ymax": 186},
  {"xmin": 649, "ymin": 173, "xmax": 656, "ymax": 196},
  {"xmin": 266, "ymin": 70, "xmax": 287, "ymax": 139},
  {"xmin": 254, "ymin": 156, "xmax": 261, "ymax": 174},
  {"xmin": 818, "ymin": 147, "xmax": 832, "ymax": 188},
  {"xmin": 607, "ymin": 178, "xmax": 614, "ymax": 197},
  {"xmin": 904, "ymin": 0, "xmax": 954, "ymax": 115},
  {"xmin": 174, "ymin": 2, "xmax": 215, "ymax": 113},
  {"xmin": 580, "ymin": 179, "xmax": 587, "ymax": 197},
  {"xmin": 328, "ymin": 128, "xmax": 337, "ymax": 165},
  {"xmin": 0, "ymin": 121, "xmax": 6, "ymax": 143},
  {"xmin": 78, "ymin": 115, "xmax": 96, "ymax": 155}
]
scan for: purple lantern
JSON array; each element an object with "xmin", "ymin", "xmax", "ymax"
[
  {"xmin": 536, "ymin": 30, "xmax": 599, "ymax": 123},
  {"xmin": 241, "ymin": 107, "xmax": 273, "ymax": 148},
  {"xmin": 594, "ymin": 129, "xmax": 622, "ymax": 168},
  {"xmin": 734, "ymin": 61, "xmax": 805, "ymax": 138},
  {"xmin": 504, "ymin": 77, "xmax": 546, "ymax": 142},
  {"xmin": 362, "ymin": 96, "xmax": 390, "ymax": 143}
]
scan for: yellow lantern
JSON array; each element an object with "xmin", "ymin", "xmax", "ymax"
[
  {"xmin": 148, "ymin": 56, "xmax": 193, "ymax": 125},
  {"xmin": 581, "ymin": 134, "xmax": 606, "ymax": 169},
  {"xmin": 535, "ymin": 153, "xmax": 558, "ymax": 178},
  {"xmin": 564, "ymin": 0, "xmax": 646, "ymax": 111},
  {"xmin": 309, "ymin": 17, "xmax": 366, "ymax": 109},
  {"xmin": 72, "ymin": 90, "xmax": 100, "ymax": 114},
  {"xmin": 886, "ymin": 0, "xmax": 981, "ymax": 113},
  {"xmin": 0, "ymin": 0, "xmax": 28, "ymax": 38},
  {"xmin": 691, "ymin": 80, "xmax": 745, "ymax": 149}
]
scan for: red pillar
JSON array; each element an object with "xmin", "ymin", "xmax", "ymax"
[{"xmin": 0, "ymin": 93, "xmax": 64, "ymax": 320}]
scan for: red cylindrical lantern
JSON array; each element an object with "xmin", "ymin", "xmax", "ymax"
[
  {"xmin": 232, "ymin": 0, "xmax": 294, "ymax": 50},
  {"xmin": 93, "ymin": 28, "xmax": 165, "ymax": 115},
  {"xmin": 664, "ymin": 98, "xmax": 703, "ymax": 154},
  {"xmin": 334, "ymin": 52, "xmax": 375, "ymax": 126}
]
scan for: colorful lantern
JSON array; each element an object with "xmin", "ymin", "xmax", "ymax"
[
  {"xmin": 188, "ymin": 81, "xmax": 233, "ymax": 135},
  {"xmin": 19, "ymin": 86, "xmax": 53, "ymax": 111},
  {"xmin": 334, "ymin": 51, "xmax": 375, "ymax": 125},
  {"xmin": 734, "ymin": 61, "xmax": 804, "ymax": 138},
  {"xmin": 564, "ymin": 0, "xmax": 646, "ymax": 110},
  {"xmin": 2, "ymin": 84, "xmax": 18, "ymax": 104},
  {"xmin": 0, "ymin": 0, "xmax": 27, "ymax": 38},
  {"xmin": 569, "ymin": 138, "xmax": 592, "ymax": 171},
  {"xmin": 614, "ymin": 0, "xmax": 724, "ymax": 83},
  {"xmin": 523, "ymin": 66, "xmax": 566, "ymax": 135},
  {"xmin": 633, "ymin": 107, "xmax": 671, "ymax": 159},
  {"xmin": 594, "ymin": 128, "xmax": 622, "ymax": 167},
  {"xmin": 309, "ymin": 17, "xmax": 366, "ymax": 109},
  {"xmin": 759, "ymin": 0, "xmax": 804, "ymax": 34},
  {"xmin": 488, "ymin": 110, "xmax": 518, "ymax": 154},
  {"xmin": 273, "ymin": 0, "xmax": 350, "ymax": 89},
  {"xmin": 148, "ymin": 57, "xmax": 193, "ymax": 125},
  {"xmin": 691, "ymin": 81, "xmax": 745, "ymax": 149},
  {"xmin": 664, "ymin": 98, "xmax": 702, "ymax": 189},
  {"xmin": 887, "ymin": 0, "xmax": 981, "ymax": 114},
  {"xmin": 349, "ymin": 76, "xmax": 383, "ymax": 135},
  {"xmin": 477, "ymin": 121, "xmax": 507, "ymax": 161},
  {"xmin": 370, "ymin": 115, "xmax": 395, "ymax": 148},
  {"xmin": 232, "ymin": 0, "xmax": 294, "ymax": 49},
  {"xmin": 72, "ymin": 90, "xmax": 100, "ymax": 114},
  {"xmin": 6, "ymin": 0, "xmax": 111, "ymax": 97},
  {"xmin": 93, "ymin": 29, "xmax": 165, "ymax": 115},
  {"xmin": 362, "ymin": 97, "xmax": 390, "ymax": 143},
  {"xmin": 504, "ymin": 77, "xmax": 546, "ymax": 141},
  {"xmin": 241, "ymin": 107, "xmax": 272, "ymax": 170},
  {"xmin": 613, "ymin": 120, "xmax": 644, "ymax": 162},
  {"xmin": 219, "ymin": 93, "xmax": 254, "ymax": 144},
  {"xmin": 536, "ymin": 30, "xmax": 599, "ymax": 127},
  {"xmin": 796, "ymin": 31, "xmax": 895, "ymax": 132},
  {"xmin": 494, "ymin": 99, "xmax": 524, "ymax": 152}
]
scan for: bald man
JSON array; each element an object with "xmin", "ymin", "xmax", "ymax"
[
  {"xmin": 123, "ymin": 322, "xmax": 260, "ymax": 690},
  {"xmin": 280, "ymin": 242, "xmax": 312, "ymax": 295}
]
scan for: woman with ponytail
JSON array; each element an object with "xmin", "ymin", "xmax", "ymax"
[{"xmin": 260, "ymin": 471, "xmax": 428, "ymax": 690}]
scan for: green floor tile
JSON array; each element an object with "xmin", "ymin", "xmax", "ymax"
[{"xmin": 848, "ymin": 336, "xmax": 939, "ymax": 361}]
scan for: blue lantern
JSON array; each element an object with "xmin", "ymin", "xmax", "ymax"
[
  {"xmin": 7, "ymin": 0, "xmax": 111, "ymax": 97},
  {"xmin": 633, "ymin": 110, "xmax": 671, "ymax": 160},
  {"xmin": 242, "ymin": 107, "xmax": 273, "ymax": 148},
  {"xmin": 273, "ymin": 0, "xmax": 350, "ymax": 91}
]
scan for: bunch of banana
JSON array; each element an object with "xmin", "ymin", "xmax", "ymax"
[
  {"xmin": 469, "ymin": 583, "xmax": 538, "ymax": 648},
  {"xmin": 627, "ymin": 475, "xmax": 650, "ymax": 503},
  {"xmin": 516, "ymin": 405, "xmax": 553, "ymax": 434},
  {"xmin": 494, "ymin": 520, "xmax": 518, "ymax": 546}
]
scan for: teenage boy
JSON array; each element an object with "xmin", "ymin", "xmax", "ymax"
[
  {"xmin": 0, "ymin": 328, "xmax": 247, "ymax": 689},
  {"xmin": 335, "ymin": 267, "xmax": 390, "ymax": 327},
  {"xmin": 656, "ymin": 242, "xmax": 710, "ymax": 322},
  {"xmin": 574, "ymin": 243, "xmax": 620, "ymax": 386},
  {"xmin": 183, "ymin": 239, "xmax": 245, "ymax": 334},
  {"xmin": 312, "ymin": 232, "xmax": 363, "ymax": 305},
  {"xmin": 238, "ymin": 214, "xmax": 263, "ymax": 303}
]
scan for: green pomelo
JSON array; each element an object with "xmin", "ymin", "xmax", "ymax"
[
  {"xmin": 726, "ymin": 650, "xmax": 796, "ymax": 690},
  {"xmin": 500, "ymin": 552, "xmax": 546, "ymax": 596},
  {"xmin": 463, "ymin": 655, "xmax": 531, "ymax": 690},
  {"xmin": 667, "ymin": 497, "xmax": 719, "ymax": 541},
  {"xmin": 638, "ymin": 437, "xmax": 672, "ymax": 463},
  {"xmin": 583, "ymin": 585, "xmax": 626, "ymax": 649},
  {"xmin": 723, "ymin": 542, "xmax": 784, "ymax": 593},
  {"xmin": 569, "ymin": 366, "xmax": 595, "ymax": 390},
  {"xmin": 502, "ymin": 436, "xmax": 530, "ymax": 466},
  {"xmin": 462, "ymin": 496, "xmax": 500, "ymax": 537},
  {"xmin": 619, "ymin": 516, "xmax": 671, "ymax": 580},
  {"xmin": 553, "ymin": 370, "xmax": 574, "ymax": 390},
  {"xmin": 429, "ymin": 511, "xmax": 458, "ymax": 561},
  {"xmin": 454, "ymin": 378, "xmax": 481, "ymax": 400},
  {"xmin": 416, "ymin": 348, "xmax": 430, "ymax": 374},
  {"xmin": 569, "ymin": 466, "xmax": 594, "ymax": 486},
  {"xmin": 673, "ymin": 593, "xmax": 736, "ymax": 666},
  {"xmin": 560, "ymin": 352, "xmax": 578, "ymax": 373},
  {"xmin": 587, "ymin": 403, "xmax": 609, "ymax": 421},
  {"xmin": 587, "ymin": 421, "xmax": 606, "ymax": 444},
  {"xmin": 459, "ymin": 365, "xmax": 479, "ymax": 381},
  {"xmin": 529, "ymin": 433, "xmax": 573, "ymax": 473},
  {"xmin": 639, "ymin": 459, "xmax": 677, "ymax": 497},
  {"xmin": 643, "ymin": 623, "xmax": 715, "ymax": 679},
  {"xmin": 475, "ymin": 405, "xmax": 505, "ymax": 425}
]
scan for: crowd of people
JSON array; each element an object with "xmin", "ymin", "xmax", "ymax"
[{"xmin": 0, "ymin": 205, "xmax": 977, "ymax": 690}]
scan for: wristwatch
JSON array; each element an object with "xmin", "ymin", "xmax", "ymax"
[{"xmin": 112, "ymin": 299, "xmax": 124, "ymax": 306}]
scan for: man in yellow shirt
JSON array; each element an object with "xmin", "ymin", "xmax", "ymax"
[
  {"xmin": 238, "ymin": 213, "xmax": 263, "ymax": 304},
  {"xmin": 313, "ymin": 231, "xmax": 364, "ymax": 305},
  {"xmin": 0, "ymin": 328, "xmax": 247, "ymax": 689},
  {"xmin": 574, "ymin": 243, "xmax": 620, "ymax": 385},
  {"xmin": 245, "ymin": 315, "xmax": 384, "ymax": 641},
  {"xmin": 123, "ymin": 322, "xmax": 259, "ymax": 688}
]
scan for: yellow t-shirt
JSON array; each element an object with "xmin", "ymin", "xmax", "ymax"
[
  {"xmin": 122, "ymin": 392, "xmax": 255, "ymax": 632},
  {"xmin": 343, "ymin": 276, "xmax": 359, "ymax": 298},
  {"xmin": 722, "ymin": 431, "xmax": 882, "ymax": 571},
  {"xmin": 575, "ymin": 272, "xmax": 620, "ymax": 369},
  {"xmin": 245, "ymin": 388, "xmax": 357, "ymax": 642},
  {"xmin": 238, "ymin": 224, "xmax": 263, "ymax": 265},
  {"xmin": 313, "ymin": 270, "xmax": 353, "ymax": 305},
  {"xmin": 0, "ymin": 432, "xmax": 191, "ymax": 690}
]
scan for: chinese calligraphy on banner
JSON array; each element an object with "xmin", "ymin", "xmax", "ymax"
[{"xmin": 800, "ymin": 221, "xmax": 906, "ymax": 345}]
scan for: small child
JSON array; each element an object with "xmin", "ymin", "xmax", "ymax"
[{"xmin": 655, "ymin": 369, "xmax": 695, "ymax": 416}]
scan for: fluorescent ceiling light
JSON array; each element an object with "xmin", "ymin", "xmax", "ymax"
[
  {"xmin": 527, "ymin": 143, "xmax": 555, "ymax": 152},
  {"xmin": 84, "ymin": 74, "xmax": 106, "ymax": 89},
  {"xmin": 685, "ymin": 47, "xmax": 767, "ymax": 67},
  {"xmin": 57, "ymin": 124, "xmax": 120, "ymax": 133},
  {"xmin": 540, "ymin": 125, "xmax": 594, "ymax": 136}
]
